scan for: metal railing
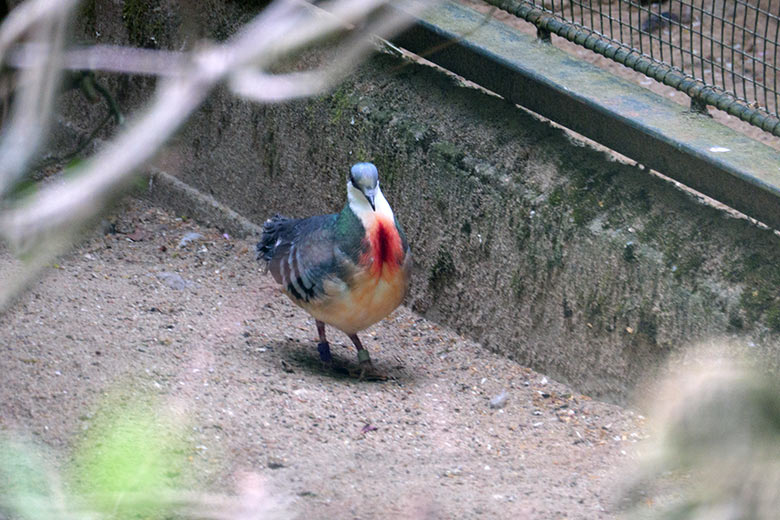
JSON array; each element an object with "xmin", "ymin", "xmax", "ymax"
[{"xmin": 484, "ymin": 0, "xmax": 780, "ymax": 136}]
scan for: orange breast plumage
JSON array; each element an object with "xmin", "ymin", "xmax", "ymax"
[{"xmin": 298, "ymin": 215, "xmax": 409, "ymax": 335}]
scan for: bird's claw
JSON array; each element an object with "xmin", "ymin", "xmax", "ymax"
[
  {"xmin": 355, "ymin": 360, "xmax": 388, "ymax": 381},
  {"xmin": 326, "ymin": 359, "xmax": 387, "ymax": 381},
  {"xmin": 317, "ymin": 345, "xmax": 387, "ymax": 380}
]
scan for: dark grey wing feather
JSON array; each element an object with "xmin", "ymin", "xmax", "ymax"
[{"xmin": 258, "ymin": 214, "xmax": 340, "ymax": 303}]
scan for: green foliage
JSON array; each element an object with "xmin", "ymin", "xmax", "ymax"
[
  {"xmin": 1, "ymin": 392, "xmax": 188, "ymax": 520},
  {"xmin": 60, "ymin": 158, "xmax": 87, "ymax": 183},
  {"xmin": 727, "ymin": 249, "xmax": 780, "ymax": 331},
  {"xmin": 79, "ymin": 0, "xmax": 97, "ymax": 32},
  {"xmin": 767, "ymin": 305, "xmax": 780, "ymax": 332},
  {"xmin": 7, "ymin": 178, "xmax": 38, "ymax": 201},
  {"xmin": 0, "ymin": 437, "xmax": 53, "ymax": 520},
  {"xmin": 547, "ymin": 186, "xmax": 564, "ymax": 207},
  {"xmin": 328, "ymin": 85, "xmax": 356, "ymax": 124},
  {"xmin": 429, "ymin": 248, "xmax": 456, "ymax": 291},
  {"xmin": 69, "ymin": 397, "xmax": 184, "ymax": 519},
  {"xmin": 510, "ymin": 269, "xmax": 525, "ymax": 301},
  {"xmin": 430, "ymin": 141, "xmax": 465, "ymax": 166}
]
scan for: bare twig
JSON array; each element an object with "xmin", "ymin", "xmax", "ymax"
[
  {"xmin": 0, "ymin": 0, "xmax": 425, "ymax": 241},
  {"xmin": 0, "ymin": 0, "xmax": 76, "ymax": 59},
  {"xmin": 0, "ymin": 3, "xmax": 71, "ymax": 196},
  {"xmin": 8, "ymin": 43, "xmax": 187, "ymax": 77},
  {"xmin": 231, "ymin": 3, "xmax": 415, "ymax": 102},
  {"xmin": 0, "ymin": 0, "xmax": 430, "ymax": 309}
]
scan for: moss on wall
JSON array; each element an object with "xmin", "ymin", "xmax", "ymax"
[{"xmin": 122, "ymin": 0, "xmax": 167, "ymax": 48}]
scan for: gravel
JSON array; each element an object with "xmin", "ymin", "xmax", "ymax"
[{"xmin": 0, "ymin": 198, "xmax": 646, "ymax": 519}]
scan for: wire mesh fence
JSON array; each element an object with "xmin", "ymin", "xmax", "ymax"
[{"xmin": 484, "ymin": 0, "xmax": 780, "ymax": 136}]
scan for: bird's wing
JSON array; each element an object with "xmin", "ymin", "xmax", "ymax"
[
  {"xmin": 267, "ymin": 215, "xmax": 341, "ymax": 303},
  {"xmin": 394, "ymin": 215, "xmax": 411, "ymax": 257}
]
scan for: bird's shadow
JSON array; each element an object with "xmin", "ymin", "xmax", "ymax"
[{"xmin": 265, "ymin": 338, "xmax": 415, "ymax": 385}]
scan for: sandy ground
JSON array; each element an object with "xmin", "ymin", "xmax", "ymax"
[{"xmin": 0, "ymin": 198, "xmax": 645, "ymax": 519}]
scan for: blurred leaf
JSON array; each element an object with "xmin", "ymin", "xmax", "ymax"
[
  {"xmin": 6, "ymin": 178, "xmax": 38, "ymax": 201},
  {"xmin": 0, "ymin": 436, "xmax": 57, "ymax": 520},
  {"xmin": 64, "ymin": 157, "xmax": 85, "ymax": 172},
  {"xmin": 69, "ymin": 395, "xmax": 185, "ymax": 519}
]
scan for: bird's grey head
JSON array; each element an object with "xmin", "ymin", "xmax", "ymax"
[{"xmin": 349, "ymin": 162, "xmax": 379, "ymax": 210}]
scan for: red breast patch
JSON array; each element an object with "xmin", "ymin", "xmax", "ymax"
[{"xmin": 362, "ymin": 216, "xmax": 403, "ymax": 276}]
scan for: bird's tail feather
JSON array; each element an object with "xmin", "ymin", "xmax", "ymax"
[{"xmin": 256, "ymin": 214, "xmax": 290, "ymax": 266}]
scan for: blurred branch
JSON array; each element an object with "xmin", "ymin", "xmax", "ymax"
[
  {"xmin": 0, "ymin": 1, "xmax": 71, "ymax": 197},
  {"xmin": 5, "ymin": 484, "xmax": 290, "ymax": 520},
  {"xmin": 0, "ymin": 0, "xmax": 430, "ymax": 310},
  {"xmin": 8, "ymin": 43, "xmax": 187, "ymax": 77},
  {"xmin": 230, "ymin": 5, "xmax": 413, "ymax": 102},
  {"xmin": 1, "ymin": 430, "xmax": 290, "ymax": 520},
  {"xmin": 0, "ymin": 0, "xmax": 76, "ymax": 58}
]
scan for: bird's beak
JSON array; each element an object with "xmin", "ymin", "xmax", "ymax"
[{"xmin": 364, "ymin": 188, "xmax": 376, "ymax": 211}]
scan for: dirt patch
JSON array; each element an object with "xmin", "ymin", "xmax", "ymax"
[{"xmin": 0, "ymin": 198, "xmax": 644, "ymax": 519}]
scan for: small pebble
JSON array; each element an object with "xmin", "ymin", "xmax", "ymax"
[
  {"xmin": 179, "ymin": 232, "xmax": 203, "ymax": 248},
  {"xmin": 489, "ymin": 390, "xmax": 508, "ymax": 409},
  {"xmin": 267, "ymin": 459, "xmax": 285, "ymax": 469},
  {"xmin": 157, "ymin": 271, "xmax": 196, "ymax": 290}
]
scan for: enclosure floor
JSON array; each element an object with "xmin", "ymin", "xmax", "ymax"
[{"xmin": 0, "ymin": 199, "xmax": 645, "ymax": 519}]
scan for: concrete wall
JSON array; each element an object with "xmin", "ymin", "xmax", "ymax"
[{"xmin": 50, "ymin": 1, "xmax": 780, "ymax": 402}]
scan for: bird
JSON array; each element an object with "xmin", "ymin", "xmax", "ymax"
[{"xmin": 257, "ymin": 162, "xmax": 411, "ymax": 379}]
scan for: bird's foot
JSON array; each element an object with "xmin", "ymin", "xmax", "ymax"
[
  {"xmin": 317, "ymin": 341, "xmax": 336, "ymax": 371},
  {"xmin": 349, "ymin": 350, "xmax": 387, "ymax": 381},
  {"xmin": 319, "ymin": 346, "xmax": 387, "ymax": 380},
  {"xmin": 354, "ymin": 360, "xmax": 388, "ymax": 381},
  {"xmin": 328, "ymin": 360, "xmax": 387, "ymax": 381},
  {"xmin": 317, "ymin": 341, "xmax": 332, "ymax": 363}
]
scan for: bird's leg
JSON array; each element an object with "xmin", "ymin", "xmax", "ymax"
[
  {"xmin": 348, "ymin": 333, "xmax": 387, "ymax": 381},
  {"xmin": 316, "ymin": 320, "xmax": 332, "ymax": 364}
]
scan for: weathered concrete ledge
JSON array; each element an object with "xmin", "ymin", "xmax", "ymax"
[
  {"xmin": 147, "ymin": 169, "xmax": 262, "ymax": 239},
  {"xmin": 393, "ymin": 2, "xmax": 780, "ymax": 231},
  {"xmin": 50, "ymin": 1, "xmax": 780, "ymax": 403}
]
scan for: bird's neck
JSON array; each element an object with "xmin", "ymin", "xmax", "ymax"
[
  {"xmin": 346, "ymin": 185, "xmax": 404, "ymax": 274},
  {"xmin": 347, "ymin": 183, "xmax": 394, "ymax": 228}
]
